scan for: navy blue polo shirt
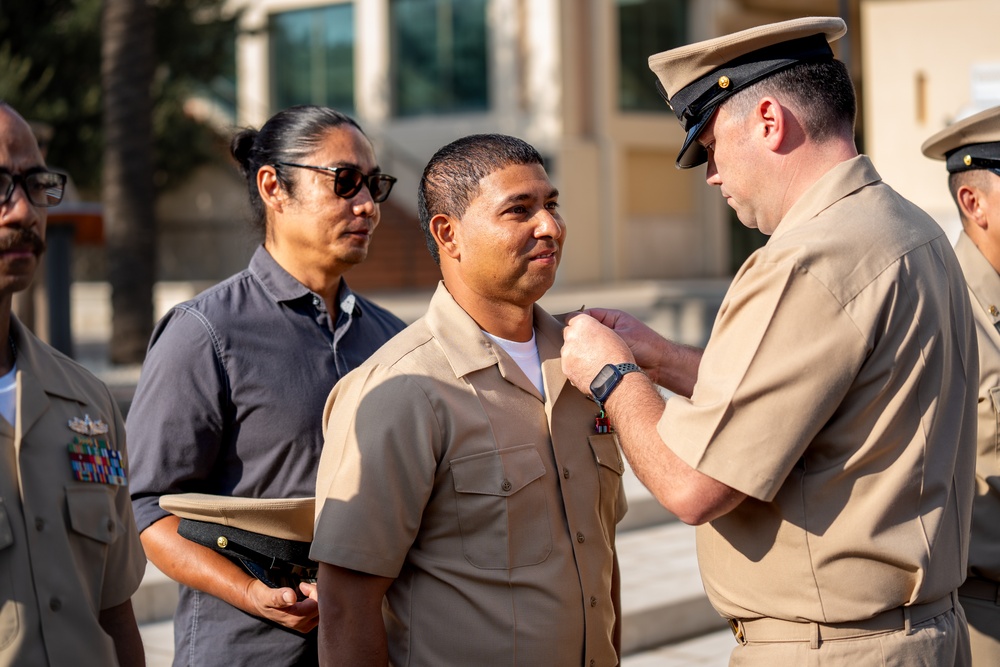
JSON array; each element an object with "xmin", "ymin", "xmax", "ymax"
[{"xmin": 127, "ymin": 246, "xmax": 405, "ymax": 666}]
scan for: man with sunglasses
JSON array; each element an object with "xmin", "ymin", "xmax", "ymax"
[
  {"xmin": 0, "ymin": 101, "xmax": 146, "ymax": 665},
  {"xmin": 125, "ymin": 106, "xmax": 405, "ymax": 666},
  {"xmin": 923, "ymin": 105, "xmax": 1000, "ymax": 665}
]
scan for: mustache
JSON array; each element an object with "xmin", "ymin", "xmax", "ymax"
[{"xmin": 0, "ymin": 227, "xmax": 46, "ymax": 256}]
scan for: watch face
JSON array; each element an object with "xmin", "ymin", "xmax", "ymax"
[{"xmin": 590, "ymin": 364, "xmax": 619, "ymax": 402}]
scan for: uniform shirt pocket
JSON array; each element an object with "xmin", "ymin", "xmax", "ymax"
[
  {"xmin": 588, "ymin": 434, "xmax": 626, "ymax": 533},
  {"xmin": 450, "ymin": 444, "xmax": 552, "ymax": 569},
  {"xmin": 66, "ymin": 485, "xmax": 120, "ymax": 545}
]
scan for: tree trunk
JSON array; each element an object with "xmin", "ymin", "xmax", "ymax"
[{"xmin": 102, "ymin": 0, "xmax": 155, "ymax": 364}]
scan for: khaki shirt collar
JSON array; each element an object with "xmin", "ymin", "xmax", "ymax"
[
  {"xmin": 10, "ymin": 317, "xmax": 88, "ymax": 440},
  {"xmin": 424, "ymin": 282, "xmax": 568, "ymax": 405},
  {"xmin": 955, "ymin": 231, "xmax": 1000, "ymax": 327},
  {"xmin": 770, "ymin": 155, "xmax": 881, "ymax": 243}
]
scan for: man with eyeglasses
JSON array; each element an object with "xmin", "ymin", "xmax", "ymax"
[
  {"xmin": 0, "ymin": 101, "xmax": 146, "ymax": 665},
  {"xmin": 125, "ymin": 106, "xmax": 405, "ymax": 666},
  {"xmin": 923, "ymin": 105, "xmax": 1000, "ymax": 665}
]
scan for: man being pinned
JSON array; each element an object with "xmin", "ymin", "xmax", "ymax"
[
  {"xmin": 923, "ymin": 105, "xmax": 1000, "ymax": 665},
  {"xmin": 0, "ymin": 101, "xmax": 146, "ymax": 666},
  {"xmin": 312, "ymin": 134, "xmax": 627, "ymax": 666}
]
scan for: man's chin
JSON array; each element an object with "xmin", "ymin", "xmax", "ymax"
[
  {"xmin": 0, "ymin": 272, "xmax": 38, "ymax": 298},
  {"xmin": 336, "ymin": 248, "xmax": 370, "ymax": 267}
]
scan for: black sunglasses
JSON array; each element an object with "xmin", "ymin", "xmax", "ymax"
[
  {"xmin": 0, "ymin": 169, "xmax": 67, "ymax": 208},
  {"xmin": 277, "ymin": 162, "xmax": 396, "ymax": 203}
]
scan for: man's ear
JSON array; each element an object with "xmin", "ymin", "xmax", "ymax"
[
  {"xmin": 258, "ymin": 165, "xmax": 285, "ymax": 212},
  {"xmin": 757, "ymin": 97, "xmax": 785, "ymax": 152},
  {"xmin": 957, "ymin": 184, "xmax": 987, "ymax": 230},
  {"xmin": 430, "ymin": 214, "xmax": 460, "ymax": 260}
]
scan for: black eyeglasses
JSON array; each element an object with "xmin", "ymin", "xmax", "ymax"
[
  {"xmin": 0, "ymin": 169, "xmax": 67, "ymax": 208},
  {"xmin": 277, "ymin": 162, "xmax": 396, "ymax": 203}
]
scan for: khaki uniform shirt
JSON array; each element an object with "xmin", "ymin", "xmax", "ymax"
[
  {"xmin": 0, "ymin": 318, "xmax": 146, "ymax": 666},
  {"xmin": 313, "ymin": 284, "xmax": 626, "ymax": 666},
  {"xmin": 659, "ymin": 156, "xmax": 977, "ymax": 623},
  {"xmin": 954, "ymin": 232, "xmax": 1000, "ymax": 584}
]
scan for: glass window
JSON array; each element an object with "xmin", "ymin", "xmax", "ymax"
[
  {"xmin": 618, "ymin": 0, "xmax": 687, "ymax": 112},
  {"xmin": 390, "ymin": 0, "xmax": 489, "ymax": 116},
  {"xmin": 270, "ymin": 4, "xmax": 355, "ymax": 113}
]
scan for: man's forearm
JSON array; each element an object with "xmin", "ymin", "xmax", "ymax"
[
  {"xmin": 653, "ymin": 339, "xmax": 703, "ymax": 398},
  {"xmin": 606, "ymin": 372, "xmax": 745, "ymax": 524},
  {"xmin": 99, "ymin": 600, "xmax": 145, "ymax": 667},
  {"xmin": 318, "ymin": 562, "xmax": 393, "ymax": 667}
]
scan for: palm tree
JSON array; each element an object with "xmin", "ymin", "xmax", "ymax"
[{"xmin": 101, "ymin": 0, "xmax": 156, "ymax": 364}]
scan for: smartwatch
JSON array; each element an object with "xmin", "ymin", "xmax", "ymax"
[{"xmin": 589, "ymin": 363, "xmax": 642, "ymax": 405}]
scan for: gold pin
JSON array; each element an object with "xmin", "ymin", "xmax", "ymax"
[
  {"xmin": 718, "ymin": 75, "xmax": 731, "ymax": 89},
  {"xmin": 217, "ymin": 536, "xmax": 229, "ymax": 548},
  {"xmin": 965, "ymin": 154, "xmax": 973, "ymax": 166},
  {"xmin": 990, "ymin": 305, "xmax": 999, "ymax": 317}
]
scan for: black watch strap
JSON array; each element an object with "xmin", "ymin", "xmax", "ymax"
[{"xmin": 590, "ymin": 362, "xmax": 643, "ymax": 405}]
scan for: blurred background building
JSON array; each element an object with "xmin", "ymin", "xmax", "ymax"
[
  {"xmin": 177, "ymin": 0, "xmax": 863, "ymax": 293},
  {"xmin": 7, "ymin": 0, "xmax": 1000, "ymax": 349}
]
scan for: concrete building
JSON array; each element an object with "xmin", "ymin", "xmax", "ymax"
[
  {"xmin": 175, "ymin": 0, "xmax": 1000, "ymax": 293},
  {"xmin": 862, "ymin": 0, "xmax": 1000, "ymax": 241}
]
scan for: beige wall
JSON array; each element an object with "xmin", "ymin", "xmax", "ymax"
[
  {"xmin": 863, "ymin": 0, "xmax": 1000, "ymax": 240},
  {"xmin": 227, "ymin": 0, "xmax": 738, "ymax": 286}
]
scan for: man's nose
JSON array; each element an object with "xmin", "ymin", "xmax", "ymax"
[{"xmin": 534, "ymin": 210, "xmax": 564, "ymax": 239}]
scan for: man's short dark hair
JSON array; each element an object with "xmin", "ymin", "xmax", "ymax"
[
  {"xmin": 418, "ymin": 134, "xmax": 544, "ymax": 264},
  {"xmin": 724, "ymin": 59, "xmax": 857, "ymax": 143}
]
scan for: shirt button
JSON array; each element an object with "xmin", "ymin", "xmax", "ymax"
[
  {"xmin": 501, "ymin": 479, "xmax": 512, "ymax": 492},
  {"xmin": 590, "ymin": 660, "xmax": 596, "ymax": 667},
  {"xmin": 562, "ymin": 467, "xmax": 570, "ymax": 479},
  {"xmin": 35, "ymin": 517, "xmax": 45, "ymax": 531},
  {"xmin": 577, "ymin": 532, "xmax": 585, "ymax": 543},
  {"xmin": 49, "ymin": 598, "xmax": 62, "ymax": 612},
  {"xmin": 312, "ymin": 296, "xmax": 322, "ymax": 308},
  {"xmin": 590, "ymin": 596, "xmax": 597, "ymax": 607}
]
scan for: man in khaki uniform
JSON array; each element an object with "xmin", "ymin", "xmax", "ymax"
[
  {"xmin": 922, "ymin": 105, "xmax": 1000, "ymax": 664},
  {"xmin": 312, "ymin": 134, "xmax": 626, "ymax": 666},
  {"xmin": 561, "ymin": 17, "xmax": 977, "ymax": 666},
  {"xmin": 0, "ymin": 102, "xmax": 146, "ymax": 665}
]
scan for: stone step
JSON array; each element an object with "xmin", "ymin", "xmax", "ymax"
[
  {"xmin": 622, "ymin": 628, "xmax": 734, "ymax": 666},
  {"xmin": 138, "ymin": 619, "xmax": 174, "ymax": 667},
  {"xmin": 617, "ymin": 521, "xmax": 729, "ymax": 656}
]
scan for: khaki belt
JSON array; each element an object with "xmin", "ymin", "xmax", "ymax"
[
  {"xmin": 728, "ymin": 591, "xmax": 957, "ymax": 649},
  {"xmin": 959, "ymin": 576, "xmax": 1000, "ymax": 604}
]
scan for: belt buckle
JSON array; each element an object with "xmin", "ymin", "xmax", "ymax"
[{"xmin": 729, "ymin": 618, "xmax": 747, "ymax": 646}]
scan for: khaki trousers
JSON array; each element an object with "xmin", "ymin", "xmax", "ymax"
[{"xmin": 728, "ymin": 606, "xmax": 971, "ymax": 667}]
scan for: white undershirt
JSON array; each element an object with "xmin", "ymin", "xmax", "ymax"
[
  {"xmin": 0, "ymin": 362, "xmax": 16, "ymax": 426},
  {"xmin": 484, "ymin": 330, "xmax": 545, "ymax": 399}
]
